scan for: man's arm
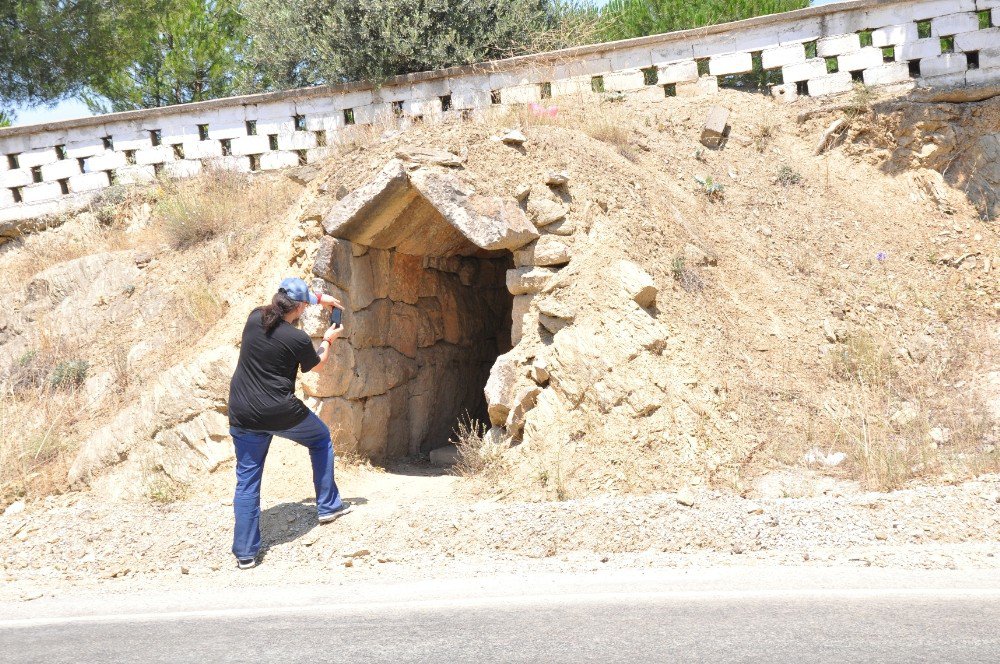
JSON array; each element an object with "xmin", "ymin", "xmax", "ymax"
[{"xmin": 310, "ymin": 325, "xmax": 344, "ymax": 372}]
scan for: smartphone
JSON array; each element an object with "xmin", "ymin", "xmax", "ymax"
[{"xmin": 330, "ymin": 308, "xmax": 343, "ymax": 328}]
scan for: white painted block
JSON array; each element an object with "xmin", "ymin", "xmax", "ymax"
[
  {"xmin": 181, "ymin": 139, "xmax": 224, "ymax": 160},
  {"xmin": 109, "ymin": 131, "xmax": 152, "ymax": 151},
  {"xmin": 328, "ymin": 90, "xmax": 375, "ymax": 111},
  {"xmin": 500, "ymin": 84, "xmax": 542, "ymax": 105},
  {"xmin": 402, "ymin": 97, "xmax": 443, "ymax": 117},
  {"xmin": 656, "ymin": 60, "xmax": 699, "ymax": 84},
  {"xmin": 17, "ymin": 148, "xmax": 58, "ymax": 169},
  {"xmin": 489, "ymin": 69, "xmax": 539, "ymax": 89},
  {"xmin": 206, "ymin": 122, "xmax": 248, "ymax": 141},
  {"xmin": 931, "ymin": 12, "xmax": 981, "ymax": 36},
  {"xmin": 871, "ymin": 23, "xmax": 920, "ymax": 47},
  {"xmin": 918, "ymin": 71, "xmax": 968, "ymax": 86},
  {"xmin": 408, "ymin": 79, "xmax": 450, "ymax": 99},
  {"xmin": 207, "ymin": 156, "xmax": 251, "ymax": 173},
  {"xmin": 967, "ymin": 66, "xmax": 1000, "ymax": 83},
  {"xmin": 863, "ymin": 62, "xmax": 913, "ymax": 85},
  {"xmin": 68, "ymin": 171, "xmax": 110, "ymax": 193},
  {"xmin": 277, "ymin": 131, "xmax": 318, "ymax": 151},
  {"xmin": 807, "ymin": 71, "xmax": 854, "ymax": 96},
  {"xmin": 134, "ymin": 145, "xmax": 175, "ymax": 166},
  {"xmin": 159, "ymin": 121, "xmax": 199, "ymax": 145},
  {"xmin": 40, "ymin": 159, "xmax": 81, "ymax": 182},
  {"xmin": 920, "ymin": 52, "xmax": 968, "ymax": 76},
  {"xmin": 446, "ymin": 74, "xmax": 490, "ymax": 93},
  {"xmin": 20, "ymin": 182, "xmax": 63, "ymax": 203},
  {"xmin": 908, "ymin": 0, "xmax": 976, "ymax": 20},
  {"xmin": 980, "ymin": 46, "xmax": 1000, "ymax": 67},
  {"xmin": 839, "ymin": 47, "xmax": 886, "ymax": 71},
  {"xmin": 230, "ymin": 135, "xmax": 270, "ymax": 156},
  {"xmin": 83, "ymin": 151, "xmax": 128, "ymax": 172},
  {"xmin": 675, "ymin": 76, "xmax": 718, "ymax": 97},
  {"xmin": 995, "ymin": 8, "xmax": 1000, "ymax": 25},
  {"xmin": 609, "ymin": 47, "xmax": 652, "ymax": 71},
  {"xmin": 954, "ymin": 28, "xmax": 1000, "ymax": 51},
  {"xmin": 353, "ymin": 103, "xmax": 393, "ymax": 125},
  {"xmin": 64, "ymin": 139, "xmax": 106, "ymax": 160},
  {"xmin": 762, "ymin": 44, "xmax": 806, "ymax": 69},
  {"xmin": 549, "ymin": 76, "xmax": 591, "ymax": 97},
  {"xmin": 304, "ymin": 147, "xmax": 337, "ymax": 164},
  {"xmin": 113, "ymin": 165, "xmax": 157, "ymax": 185},
  {"xmin": 304, "ymin": 113, "xmax": 344, "ymax": 133},
  {"xmin": 163, "ymin": 160, "xmax": 203, "ymax": 179},
  {"xmin": 603, "ymin": 70, "xmax": 646, "ymax": 91},
  {"xmin": 771, "ymin": 83, "xmax": 799, "ymax": 103},
  {"xmin": 693, "ymin": 24, "xmax": 780, "ymax": 58},
  {"xmin": 0, "ymin": 200, "xmax": 62, "ymax": 224},
  {"xmin": 651, "ymin": 43, "xmax": 695, "ymax": 66},
  {"xmin": 783, "ymin": 58, "xmax": 829, "ymax": 83},
  {"xmin": 0, "ymin": 168, "xmax": 32, "ymax": 188},
  {"xmin": 709, "ymin": 51, "xmax": 753, "ymax": 76},
  {"xmin": 897, "ymin": 38, "xmax": 944, "ymax": 60},
  {"xmin": 260, "ymin": 151, "xmax": 300, "ymax": 171},
  {"xmin": 978, "ymin": 0, "xmax": 1000, "ymax": 9},
  {"xmin": 817, "ymin": 34, "xmax": 861, "ymax": 57},
  {"xmin": 451, "ymin": 89, "xmax": 493, "ymax": 109},
  {"xmin": 0, "ymin": 188, "xmax": 13, "ymax": 207}
]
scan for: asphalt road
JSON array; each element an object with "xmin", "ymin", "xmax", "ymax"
[{"xmin": 4, "ymin": 569, "xmax": 1000, "ymax": 663}]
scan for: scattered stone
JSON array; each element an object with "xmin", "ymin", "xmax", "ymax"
[
  {"xmin": 344, "ymin": 559, "xmax": 354, "ymax": 568},
  {"xmin": 683, "ymin": 243, "xmax": 717, "ymax": 267},
  {"xmin": 485, "ymin": 351, "xmax": 521, "ymax": 426},
  {"xmin": 616, "ymin": 260, "xmax": 657, "ymax": 308},
  {"xmin": 929, "ymin": 427, "xmax": 950, "ymax": 445},
  {"xmin": 540, "ymin": 216, "xmax": 576, "ymax": 237},
  {"xmin": 890, "ymin": 403, "xmax": 919, "ymax": 428},
  {"xmin": 506, "ymin": 266, "xmax": 558, "ymax": 295},
  {"xmin": 676, "ymin": 488, "xmax": 696, "ymax": 507},
  {"xmin": 395, "ymin": 145, "xmax": 465, "ymax": 167},
  {"xmin": 514, "ymin": 183, "xmax": 531, "ymax": 202},
  {"xmin": 526, "ymin": 198, "xmax": 569, "ymax": 227},
  {"xmin": 528, "ymin": 236, "xmax": 571, "ymax": 267},
  {"xmin": 345, "ymin": 549, "xmax": 371, "ymax": 558},
  {"xmin": 3, "ymin": 501, "xmax": 25, "ymax": 517},
  {"xmin": 180, "ymin": 565, "xmax": 189, "ymax": 575},
  {"xmin": 506, "ymin": 386, "xmax": 542, "ymax": 439},
  {"xmin": 134, "ymin": 252, "xmax": 153, "ymax": 268},
  {"xmin": 546, "ymin": 171, "xmax": 570, "ymax": 187},
  {"xmin": 529, "ymin": 358, "xmax": 550, "ymax": 385},
  {"xmin": 822, "ymin": 319, "xmax": 843, "ymax": 343},
  {"xmin": 815, "ymin": 118, "xmax": 847, "ymax": 155},
  {"xmin": 700, "ymin": 106, "xmax": 730, "ymax": 148},
  {"xmin": 499, "ymin": 130, "xmax": 527, "ymax": 146}
]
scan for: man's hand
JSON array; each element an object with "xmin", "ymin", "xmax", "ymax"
[{"xmin": 315, "ymin": 291, "xmax": 344, "ymax": 310}]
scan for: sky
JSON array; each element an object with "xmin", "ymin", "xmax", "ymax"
[{"xmin": 9, "ymin": 0, "xmax": 849, "ymax": 128}]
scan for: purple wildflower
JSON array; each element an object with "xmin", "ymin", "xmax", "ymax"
[{"xmin": 876, "ymin": 251, "xmax": 887, "ymax": 263}]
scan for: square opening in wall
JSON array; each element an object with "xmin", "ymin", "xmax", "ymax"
[
  {"xmin": 391, "ymin": 101, "xmax": 403, "ymax": 117},
  {"xmin": 293, "ymin": 114, "xmax": 306, "ymax": 131},
  {"xmin": 881, "ymin": 47, "xmax": 895, "ymax": 62},
  {"xmin": 490, "ymin": 89, "xmax": 501, "ymax": 104},
  {"xmin": 220, "ymin": 139, "xmax": 232, "ymax": 157},
  {"xmin": 804, "ymin": 41, "xmax": 817, "ymax": 59},
  {"xmin": 149, "ymin": 129, "xmax": 161, "ymax": 146},
  {"xmin": 664, "ymin": 83, "xmax": 677, "ymax": 97},
  {"xmin": 696, "ymin": 59, "xmax": 710, "ymax": 76},
  {"xmin": 908, "ymin": 60, "xmax": 921, "ymax": 77},
  {"xmin": 268, "ymin": 134, "xmax": 279, "ymax": 150},
  {"xmin": 249, "ymin": 154, "xmax": 260, "ymax": 171},
  {"xmin": 30, "ymin": 166, "xmax": 42, "ymax": 183},
  {"xmin": 124, "ymin": 150, "xmax": 136, "ymax": 165},
  {"xmin": 246, "ymin": 120, "xmax": 257, "ymax": 136},
  {"xmin": 198, "ymin": 124, "xmax": 210, "ymax": 141},
  {"xmin": 343, "ymin": 108, "xmax": 355, "ymax": 125},
  {"xmin": 642, "ymin": 67, "xmax": 658, "ymax": 86},
  {"xmin": 55, "ymin": 145, "xmax": 67, "ymax": 160},
  {"xmin": 858, "ymin": 30, "xmax": 873, "ymax": 48},
  {"xmin": 591, "ymin": 75, "xmax": 605, "ymax": 93},
  {"xmin": 851, "ymin": 70, "xmax": 864, "ymax": 82},
  {"xmin": 11, "ymin": 187, "xmax": 22, "ymax": 203},
  {"xmin": 172, "ymin": 144, "xmax": 185, "ymax": 159},
  {"xmin": 7, "ymin": 154, "xmax": 19, "ymax": 169},
  {"xmin": 102, "ymin": 136, "xmax": 113, "ymax": 150},
  {"xmin": 77, "ymin": 157, "xmax": 86, "ymax": 170},
  {"xmin": 296, "ymin": 150, "xmax": 307, "ymax": 166},
  {"xmin": 917, "ymin": 20, "xmax": 931, "ymax": 38},
  {"xmin": 940, "ymin": 36, "xmax": 954, "ymax": 54},
  {"xmin": 796, "ymin": 80, "xmax": 809, "ymax": 96},
  {"xmin": 440, "ymin": 94, "xmax": 452, "ymax": 111},
  {"xmin": 153, "ymin": 163, "xmax": 164, "ymax": 177},
  {"xmin": 825, "ymin": 57, "xmax": 839, "ymax": 74},
  {"xmin": 315, "ymin": 130, "xmax": 327, "ymax": 148},
  {"xmin": 979, "ymin": 10, "xmax": 991, "ymax": 29},
  {"xmin": 967, "ymin": 51, "xmax": 980, "ymax": 70},
  {"xmin": 540, "ymin": 82, "xmax": 552, "ymax": 99},
  {"xmin": 58, "ymin": 178, "xmax": 69, "ymax": 195}
]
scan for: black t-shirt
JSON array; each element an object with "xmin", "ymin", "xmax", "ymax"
[{"xmin": 228, "ymin": 308, "xmax": 321, "ymax": 431}]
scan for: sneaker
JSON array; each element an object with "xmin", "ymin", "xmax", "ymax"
[
  {"xmin": 318, "ymin": 502, "xmax": 353, "ymax": 524},
  {"xmin": 237, "ymin": 557, "xmax": 256, "ymax": 570}
]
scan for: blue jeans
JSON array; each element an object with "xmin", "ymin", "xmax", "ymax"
[{"xmin": 230, "ymin": 412, "xmax": 343, "ymax": 560}]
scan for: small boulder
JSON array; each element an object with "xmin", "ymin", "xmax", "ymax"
[
  {"xmin": 485, "ymin": 351, "xmax": 521, "ymax": 425},
  {"xmin": 529, "ymin": 358, "xmax": 550, "ymax": 385},
  {"xmin": 506, "ymin": 266, "xmax": 558, "ymax": 295},
  {"xmin": 617, "ymin": 260, "xmax": 657, "ymax": 307},
  {"xmin": 526, "ymin": 198, "xmax": 569, "ymax": 227},
  {"xmin": 546, "ymin": 171, "xmax": 570, "ymax": 187},
  {"xmin": 500, "ymin": 130, "xmax": 527, "ymax": 145},
  {"xmin": 519, "ymin": 236, "xmax": 571, "ymax": 267}
]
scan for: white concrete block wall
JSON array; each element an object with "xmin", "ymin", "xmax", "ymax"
[
  {"xmin": 921, "ymin": 52, "xmax": 969, "ymax": 76},
  {"xmin": 762, "ymin": 44, "xmax": 806, "ymax": 69},
  {"xmin": 709, "ymin": 51, "xmax": 754, "ymax": 75},
  {"xmin": 931, "ymin": 11, "xmax": 981, "ymax": 35},
  {"xmin": 0, "ymin": 0, "xmax": 991, "ymax": 225}
]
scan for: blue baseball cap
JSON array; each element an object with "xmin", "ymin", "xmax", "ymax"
[{"xmin": 279, "ymin": 277, "xmax": 318, "ymax": 305}]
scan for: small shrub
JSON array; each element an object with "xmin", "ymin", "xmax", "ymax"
[
  {"xmin": 671, "ymin": 255, "xmax": 705, "ymax": 292},
  {"xmin": 451, "ymin": 415, "xmax": 508, "ymax": 481},
  {"xmin": 831, "ymin": 333, "xmax": 894, "ymax": 388},
  {"xmin": 147, "ymin": 474, "xmax": 188, "ymax": 503},
  {"xmin": 698, "ymin": 176, "xmax": 725, "ymax": 201},
  {"xmin": 751, "ymin": 123, "xmax": 776, "ymax": 152},
  {"xmin": 49, "ymin": 360, "xmax": 89, "ymax": 389},
  {"xmin": 156, "ymin": 169, "xmax": 252, "ymax": 250},
  {"xmin": 777, "ymin": 166, "xmax": 802, "ymax": 186}
]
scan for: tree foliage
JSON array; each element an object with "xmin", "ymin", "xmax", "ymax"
[
  {"xmin": 597, "ymin": 0, "xmax": 810, "ymax": 41},
  {"xmin": 241, "ymin": 0, "xmax": 595, "ymax": 90},
  {"xmin": 85, "ymin": 0, "xmax": 250, "ymax": 112}
]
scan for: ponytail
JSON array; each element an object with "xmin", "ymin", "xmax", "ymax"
[{"xmin": 259, "ymin": 290, "xmax": 299, "ymax": 334}]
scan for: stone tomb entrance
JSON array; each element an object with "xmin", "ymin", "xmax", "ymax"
[{"xmin": 307, "ymin": 160, "xmax": 539, "ymax": 459}]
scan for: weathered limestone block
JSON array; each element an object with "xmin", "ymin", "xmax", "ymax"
[
  {"xmin": 771, "ymin": 83, "xmax": 799, "ymax": 104},
  {"xmin": 300, "ymin": 340, "xmax": 355, "ymax": 398},
  {"xmin": 817, "ymin": 34, "xmax": 861, "ymax": 57},
  {"xmin": 485, "ymin": 350, "xmax": 521, "ymax": 426},
  {"xmin": 530, "ymin": 357, "xmax": 550, "ymax": 385},
  {"xmin": 526, "ymin": 197, "xmax": 569, "ymax": 227},
  {"xmin": 782, "ymin": 58, "xmax": 828, "ymax": 83},
  {"xmin": 700, "ymin": 106, "xmax": 730, "ymax": 148},
  {"xmin": 345, "ymin": 346, "xmax": 417, "ymax": 399},
  {"xmin": 510, "ymin": 294, "xmax": 533, "ymax": 346},
  {"xmin": 709, "ymin": 52, "xmax": 753, "ymax": 76},
  {"xmin": 762, "ymin": 44, "xmax": 806, "ymax": 69},
  {"xmin": 897, "ymin": 38, "xmax": 942, "ymax": 62},
  {"xmin": 541, "ymin": 216, "xmax": 576, "ymax": 236},
  {"xmin": 920, "ymin": 53, "xmax": 968, "ymax": 78},
  {"xmin": 954, "ymin": 28, "xmax": 1000, "ymax": 52},
  {"xmin": 675, "ymin": 76, "xmax": 718, "ymax": 97},
  {"xmin": 312, "ymin": 236, "xmax": 355, "ymax": 290},
  {"xmin": 506, "ymin": 385, "xmax": 542, "ymax": 440},
  {"xmin": 416, "ymin": 297, "xmax": 445, "ymax": 348},
  {"xmin": 807, "ymin": 72, "xmax": 854, "ymax": 96},
  {"xmin": 838, "ymin": 47, "xmax": 884, "ymax": 72},
  {"xmin": 514, "ymin": 235, "xmax": 571, "ymax": 268},
  {"xmin": 617, "ymin": 260, "xmax": 657, "ymax": 307},
  {"xmin": 863, "ymin": 62, "xmax": 912, "ymax": 86},
  {"xmin": 308, "ymin": 396, "xmax": 364, "ymax": 454},
  {"xmin": 931, "ymin": 12, "xmax": 980, "ymax": 36},
  {"xmin": 872, "ymin": 23, "xmax": 919, "ymax": 47},
  {"xmin": 657, "ymin": 60, "xmax": 698, "ymax": 84},
  {"xmin": 506, "ymin": 267, "xmax": 558, "ymax": 296}
]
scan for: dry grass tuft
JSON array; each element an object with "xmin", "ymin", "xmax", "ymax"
[
  {"xmin": 155, "ymin": 168, "xmax": 258, "ymax": 250},
  {"xmin": 451, "ymin": 415, "xmax": 509, "ymax": 486}
]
